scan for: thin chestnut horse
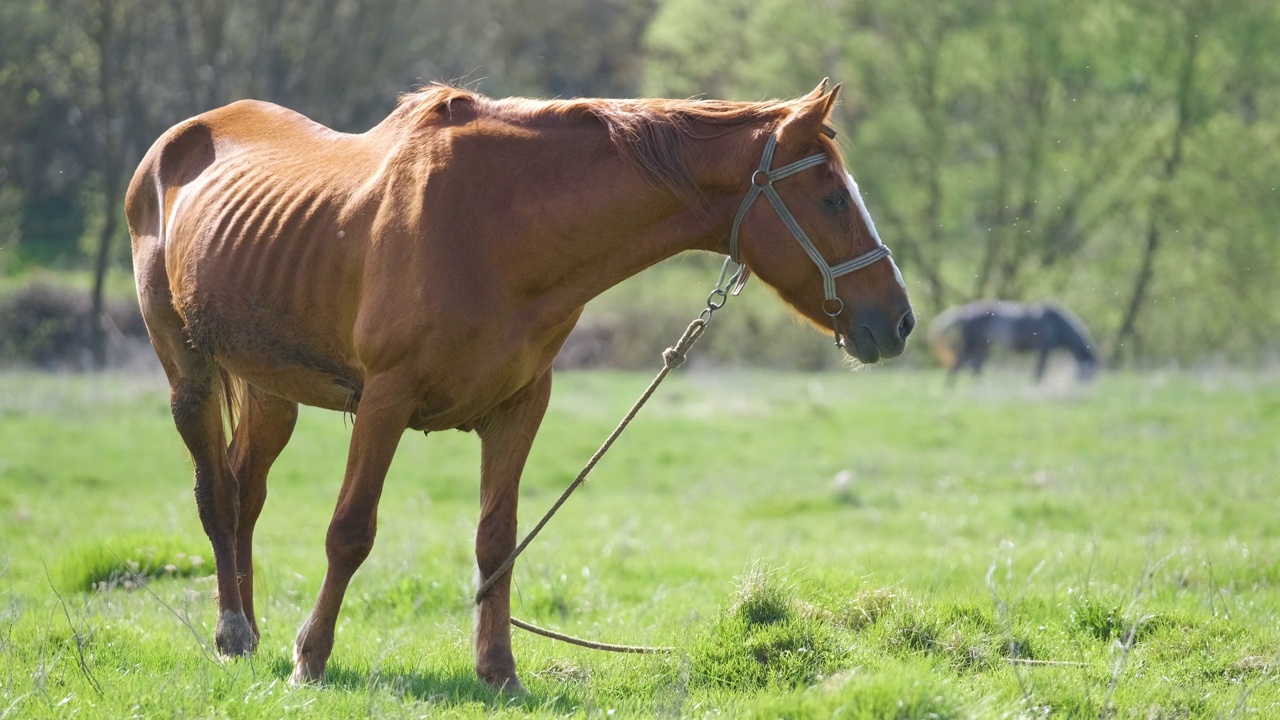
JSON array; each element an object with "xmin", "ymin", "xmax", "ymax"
[{"xmin": 125, "ymin": 80, "xmax": 913, "ymax": 692}]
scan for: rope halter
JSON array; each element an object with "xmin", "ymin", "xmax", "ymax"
[{"xmin": 728, "ymin": 133, "xmax": 892, "ymax": 346}]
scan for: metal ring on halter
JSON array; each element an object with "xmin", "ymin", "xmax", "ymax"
[
  {"xmin": 706, "ymin": 288, "xmax": 728, "ymax": 311},
  {"xmin": 822, "ymin": 297, "xmax": 844, "ymax": 317}
]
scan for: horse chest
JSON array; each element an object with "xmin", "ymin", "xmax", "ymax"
[{"xmin": 396, "ymin": 310, "xmax": 579, "ymax": 432}]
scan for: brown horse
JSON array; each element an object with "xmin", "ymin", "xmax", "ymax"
[{"xmin": 125, "ymin": 80, "xmax": 913, "ymax": 692}]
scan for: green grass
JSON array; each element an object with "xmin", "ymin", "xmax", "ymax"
[{"xmin": 0, "ymin": 367, "xmax": 1278, "ymax": 717}]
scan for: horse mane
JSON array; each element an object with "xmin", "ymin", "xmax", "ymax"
[{"xmin": 395, "ymin": 84, "xmax": 835, "ymax": 205}]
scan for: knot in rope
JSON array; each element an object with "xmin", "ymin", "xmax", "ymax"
[{"xmin": 663, "ymin": 318, "xmax": 707, "ymax": 369}]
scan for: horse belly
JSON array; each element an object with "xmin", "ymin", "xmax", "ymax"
[
  {"xmin": 179, "ymin": 288, "xmax": 360, "ymax": 409},
  {"xmin": 224, "ymin": 357, "xmax": 362, "ymax": 411},
  {"xmin": 188, "ymin": 278, "xmax": 364, "ymax": 410}
]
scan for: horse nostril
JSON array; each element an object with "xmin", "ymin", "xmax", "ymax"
[{"xmin": 898, "ymin": 310, "xmax": 916, "ymax": 340}]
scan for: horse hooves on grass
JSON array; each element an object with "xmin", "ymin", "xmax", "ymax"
[
  {"xmin": 288, "ymin": 665, "xmax": 324, "ymax": 687},
  {"xmin": 489, "ymin": 677, "xmax": 528, "ymax": 696},
  {"xmin": 215, "ymin": 610, "xmax": 258, "ymax": 657}
]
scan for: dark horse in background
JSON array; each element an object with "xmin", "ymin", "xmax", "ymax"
[
  {"xmin": 928, "ymin": 300, "xmax": 1098, "ymax": 384},
  {"xmin": 126, "ymin": 80, "xmax": 912, "ymax": 692}
]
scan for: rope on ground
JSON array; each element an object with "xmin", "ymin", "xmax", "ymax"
[{"xmin": 510, "ymin": 617, "xmax": 675, "ymax": 654}]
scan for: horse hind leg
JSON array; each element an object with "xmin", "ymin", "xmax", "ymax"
[
  {"xmin": 136, "ymin": 295, "xmax": 253, "ymax": 659},
  {"xmin": 130, "ymin": 184, "xmax": 254, "ymax": 655},
  {"xmin": 226, "ymin": 386, "xmax": 298, "ymax": 642},
  {"xmin": 167, "ymin": 355, "xmax": 256, "ymax": 656}
]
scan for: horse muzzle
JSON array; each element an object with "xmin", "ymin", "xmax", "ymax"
[{"xmin": 844, "ymin": 308, "xmax": 915, "ymax": 363}]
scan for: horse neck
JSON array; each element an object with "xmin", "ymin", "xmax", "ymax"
[
  {"xmin": 1047, "ymin": 309, "xmax": 1096, "ymax": 361},
  {"xmin": 504, "ymin": 123, "xmax": 764, "ymax": 312}
]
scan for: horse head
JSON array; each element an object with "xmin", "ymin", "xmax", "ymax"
[{"xmin": 730, "ymin": 81, "xmax": 913, "ymax": 363}]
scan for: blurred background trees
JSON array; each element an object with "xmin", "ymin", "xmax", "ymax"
[{"xmin": 1, "ymin": 0, "xmax": 1275, "ymax": 368}]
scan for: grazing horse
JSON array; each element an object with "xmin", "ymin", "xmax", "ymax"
[
  {"xmin": 125, "ymin": 80, "xmax": 913, "ymax": 692},
  {"xmin": 927, "ymin": 300, "xmax": 1098, "ymax": 384}
]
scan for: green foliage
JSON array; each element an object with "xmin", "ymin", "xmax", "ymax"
[
  {"xmin": 642, "ymin": 0, "xmax": 1280, "ymax": 365},
  {"xmin": 3, "ymin": 0, "xmax": 1278, "ymax": 365},
  {"xmin": 0, "ymin": 278, "xmax": 147, "ymax": 368}
]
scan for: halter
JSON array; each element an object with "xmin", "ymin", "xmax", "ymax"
[{"xmin": 728, "ymin": 133, "xmax": 892, "ymax": 346}]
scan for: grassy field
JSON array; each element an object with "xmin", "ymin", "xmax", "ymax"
[{"xmin": 0, "ymin": 366, "xmax": 1277, "ymax": 718}]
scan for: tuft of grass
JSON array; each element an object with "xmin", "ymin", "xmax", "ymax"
[
  {"xmin": 729, "ymin": 563, "xmax": 795, "ymax": 627},
  {"xmin": 745, "ymin": 663, "xmax": 972, "ymax": 719},
  {"xmin": 691, "ymin": 565, "xmax": 848, "ymax": 691},
  {"xmin": 54, "ymin": 534, "xmax": 209, "ymax": 592},
  {"xmin": 882, "ymin": 602, "xmax": 1009, "ymax": 670},
  {"xmin": 1069, "ymin": 593, "xmax": 1163, "ymax": 644},
  {"xmin": 351, "ymin": 575, "xmax": 470, "ymax": 620},
  {"xmin": 830, "ymin": 587, "xmax": 903, "ymax": 631}
]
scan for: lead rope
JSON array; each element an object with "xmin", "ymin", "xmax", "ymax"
[{"xmin": 474, "ymin": 259, "xmax": 747, "ymax": 654}]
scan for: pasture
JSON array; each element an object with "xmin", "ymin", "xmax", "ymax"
[{"xmin": 0, "ymin": 367, "xmax": 1276, "ymax": 718}]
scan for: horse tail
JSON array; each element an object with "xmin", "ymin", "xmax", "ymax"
[
  {"xmin": 218, "ymin": 367, "xmax": 246, "ymax": 441},
  {"xmin": 927, "ymin": 307, "xmax": 963, "ymax": 369}
]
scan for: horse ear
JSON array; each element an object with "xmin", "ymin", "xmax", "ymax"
[
  {"xmin": 804, "ymin": 78, "xmax": 830, "ymax": 100},
  {"xmin": 821, "ymin": 83, "xmax": 842, "ymax": 117},
  {"xmin": 780, "ymin": 83, "xmax": 842, "ymax": 143}
]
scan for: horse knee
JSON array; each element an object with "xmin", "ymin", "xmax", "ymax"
[{"xmin": 325, "ymin": 521, "xmax": 375, "ymax": 570}]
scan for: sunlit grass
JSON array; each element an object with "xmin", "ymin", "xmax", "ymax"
[
  {"xmin": 0, "ymin": 368, "xmax": 1277, "ymax": 717},
  {"xmin": 52, "ymin": 534, "xmax": 209, "ymax": 592}
]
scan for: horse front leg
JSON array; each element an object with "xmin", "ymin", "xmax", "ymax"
[
  {"xmin": 291, "ymin": 373, "xmax": 414, "ymax": 685},
  {"xmin": 473, "ymin": 370, "xmax": 553, "ymax": 694},
  {"xmin": 1034, "ymin": 349, "xmax": 1050, "ymax": 383}
]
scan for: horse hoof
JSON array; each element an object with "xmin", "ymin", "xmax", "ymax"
[
  {"xmin": 289, "ymin": 664, "xmax": 324, "ymax": 687},
  {"xmin": 290, "ymin": 645, "xmax": 328, "ymax": 686},
  {"xmin": 215, "ymin": 610, "xmax": 257, "ymax": 657},
  {"xmin": 476, "ymin": 653, "xmax": 524, "ymax": 695},
  {"xmin": 489, "ymin": 676, "xmax": 528, "ymax": 696}
]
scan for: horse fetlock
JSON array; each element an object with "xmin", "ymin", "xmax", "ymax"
[
  {"xmin": 475, "ymin": 643, "xmax": 521, "ymax": 692},
  {"xmin": 290, "ymin": 618, "xmax": 333, "ymax": 685},
  {"xmin": 289, "ymin": 656, "xmax": 327, "ymax": 686},
  {"xmin": 476, "ymin": 662, "xmax": 524, "ymax": 695},
  {"xmin": 215, "ymin": 610, "xmax": 257, "ymax": 657}
]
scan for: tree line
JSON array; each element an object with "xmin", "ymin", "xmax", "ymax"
[{"xmin": 1, "ymin": 0, "xmax": 1276, "ymax": 366}]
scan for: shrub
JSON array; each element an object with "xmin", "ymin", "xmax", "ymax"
[{"xmin": 0, "ymin": 281, "xmax": 147, "ymax": 368}]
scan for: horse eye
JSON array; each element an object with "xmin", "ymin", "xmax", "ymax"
[{"xmin": 823, "ymin": 192, "xmax": 849, "ymax": 213}]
